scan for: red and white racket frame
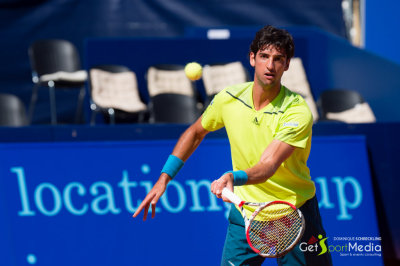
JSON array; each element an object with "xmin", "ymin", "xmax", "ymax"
[{"xmin": 222, "ymin": 188, "xmax": 306, "ymax": 258}]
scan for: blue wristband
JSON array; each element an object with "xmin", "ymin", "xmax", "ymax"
[
  {"xmin": 225, "ymin": 170, "xmax": 248, "ymax": 186},
  {"xmin": 161, "ymin": 155, "xmax": 184, "ymax": 179}
]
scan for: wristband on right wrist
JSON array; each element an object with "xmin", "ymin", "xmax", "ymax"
[{"xmin": 161, "ymin": 154, "xmax": 184, "ymax": 179}]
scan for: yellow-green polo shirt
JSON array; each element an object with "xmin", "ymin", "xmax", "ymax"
[{"xmin": 201, "ymin": 82, "xmax": 315, "ymax": 212}]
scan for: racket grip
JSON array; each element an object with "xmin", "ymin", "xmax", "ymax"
[{"xmin": 222, "ymin": 188, "xmax": 243, "ymax": 206}]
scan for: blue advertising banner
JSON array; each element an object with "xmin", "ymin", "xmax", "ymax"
[{"xmin": 0, "ymin": 136, "xmax": 382, "ymax": 266}]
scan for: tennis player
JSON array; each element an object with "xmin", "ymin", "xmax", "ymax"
[{"xmin": 133, "ymin": 25, "xmax": 332, "ymax": 266}]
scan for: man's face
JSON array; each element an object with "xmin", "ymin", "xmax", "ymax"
[{"xmin": 250, "ymin": 45, "xmax": 290, "ymax": 90}]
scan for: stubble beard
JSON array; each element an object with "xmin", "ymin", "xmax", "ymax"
[{"xmin": 255, "ymin": 72, "xmax": 280, "ymax": 93}]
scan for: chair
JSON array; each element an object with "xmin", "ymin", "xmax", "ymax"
[
  {"xmin": 150, "ymin": 93, "xmax": 200, "ymax": 124},
  {"xmin": 281, "ymin": 57, "xmax": 319, "ymax": 122},
  {"xmin": 146, "ymin": 64, "xmax": 201, "ymax": 123},
  {"xmin": 317, "ymin": 89, "xmax": 376, "ymax": 123},
  {"xmin": 146, "ymin": 64, "xmax": 197, "ymax": 97},
  {"xmin": 89, "ymin": 64, "xmax": 148, "ymax": 124},
  {"xmin": 0, "ymin": 93, "xmax": 28, "ymax": 126},
  {"xmin": 202, "ymin": 61, "xmax": 249, "ymax": 104},
  {"xmin": 28, "ymin": 39, "xmax": 87, "ymax": 125}
]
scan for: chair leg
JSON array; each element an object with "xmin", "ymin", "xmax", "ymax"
[
  {"xmin": 90, "ymin": 110, "xmax": 97, "ymax": 125},
  {"xmin": 48, "ymin": 82, "xmax": 57, "ymax": 125},
  {"xmin": 28, "ymin": 83, "xmax": 40, "ymax": 124},
  {"xmin": 139, "ymin": 111, "xmax": 144, "ymax": 123},
  {"xmin": 108, "ymin": 108, "xmax": 115, "ymax": 124},
  {"xmin": 75, "ymin": 86, "xmax": 86, "ymax": 124},
  {"xmin": 90, "ymin": 101, "xmax": 99, "ymax": 125}
]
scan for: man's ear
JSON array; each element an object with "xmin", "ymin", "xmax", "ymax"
[
  {"xmin": 249, "ymin": 52, "xmax": 256, "ymax": 67},
  {"xmin": 284, "ymin": 58, "xmax": 291, "ymax": 71}
]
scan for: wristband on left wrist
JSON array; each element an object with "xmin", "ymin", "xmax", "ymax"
[{"xmin": 224, "ymin": 170, "xmax": 248, "ymax": 186}]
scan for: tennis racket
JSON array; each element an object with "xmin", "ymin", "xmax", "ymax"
[{"xmin": 222, "ymin": 188, "xmax": 305, "ymax": 258}]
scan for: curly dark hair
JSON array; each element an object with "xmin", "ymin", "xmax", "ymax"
[{"xmin": 249, "ymin": 25, "xmax": 295, "ymax": 59}]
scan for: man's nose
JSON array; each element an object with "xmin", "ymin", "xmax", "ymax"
[{"xmin": 266, "ymin": 58, "xmax": 274, "ymax": 70}]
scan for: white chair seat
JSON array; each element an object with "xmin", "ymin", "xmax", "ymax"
[
  {"xmin": 326, "ymin": 103, "xmax": 376, "ymax": 123},
  {"xmin": 40, "ymin": 70, "xmax": 87, "ymax": 83}
]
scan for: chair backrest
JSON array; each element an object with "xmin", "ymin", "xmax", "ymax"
[
  {"xmin": 150, "ymin": 93, "xmax": 199, "ymax": 124},
  {"xmin": 0, "ymin": 93, "xmax": 28, "ymax": 126},
  {"xmin": 281, "ymin": 57, "xmax": 319, "ymax": 122},
  {"xmin": 91, "ymin": 64, "xmax": 130, "ymax": 73},
  {"xmin": 29, "ymin": 39, "xmax": 82, "ymax": 76},
  {"xmin": 89, "ymin": 65, "xmax": 147, "ymax": 113},
  {"xmin": 202, "ymin": 61, "xmax": 248, "ymax": 96},
  {"xmin": 146, "ymin": 64, "xmax": 195, "ymax": 97},
  {"xmin": 318, "ymin": 89, "xmax": 364, "ymax": 114},
  {"xmin": 317, "ymin": 89, "xmax": 376, "ymax": 123}
]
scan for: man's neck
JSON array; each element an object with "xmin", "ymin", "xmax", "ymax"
[{"xmin": 252, "ymin": 82, "xmax": 281, "ymax": 111}]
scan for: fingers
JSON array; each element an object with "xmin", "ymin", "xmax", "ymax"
[
  {"xmin": 151, "ymin": 203, "xmax": 156, "ymax": 219},
  {"xmin": 149, "ymin": 194, "xmax": 160, "ymax": 219},
  {"xmin": 143, "ymin": 203, "xmax": 150, "ymax": 221},
  {"xmin": 132, "ymin": 176, "xmax": 169, "ymax": 221},
  {"xmin": 211, "ymin": 174, "xmax": 229, "ymax": 198},
  {"xmin": 132, "ymin": 196, "xmax": 146, "ymax": 217},
  {"xmin": 212, "ymin": 180, "xmax": 231, "ymax": 203},
  {"xmin": 132, "ymin": 204, "xmax": 144, "ymax": 218},
  {"xmin": 211, "ymin": 172, "xmax": 235, "ymax": 202},
  {"xmin": 211, "ymin": 179, "xmax": 222, "ymax": 197},
  {"xmin": 132, "ymin": 193, "xmax": 158, "ymax": 221},
  {"xmin": 132, "ymin": 197, "xmax": 151, "ymax": 220}
]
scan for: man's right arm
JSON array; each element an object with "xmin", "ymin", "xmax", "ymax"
[{"xmin": 132, "ymin": 117, "xmax": 209, "ymax": 220}]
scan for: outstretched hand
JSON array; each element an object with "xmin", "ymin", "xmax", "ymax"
[
  {"xmin": 210, "ymin": 172, "xmax": 234, "ymax": 202},
  {"xmin": 132, "ymin": 174, "xmax": 171, "ymax": 221}
]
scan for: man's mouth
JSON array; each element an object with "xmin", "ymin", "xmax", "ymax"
[{"xmin": 265, "ymin": 72, "xmax": 275, "ymax": 78}]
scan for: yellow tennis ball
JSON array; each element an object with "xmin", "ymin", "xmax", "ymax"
[{"xmin": 184, "ymin": 62, "xmax": 202, "ymax": 81}]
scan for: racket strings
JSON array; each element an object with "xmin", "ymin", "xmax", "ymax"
[{"xmin": 248, "ymin": 204, "xmax": 302, "ymax": 257}]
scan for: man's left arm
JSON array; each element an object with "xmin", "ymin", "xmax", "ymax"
[
  {"xmin": 211, "ymin": 102, "xmax": 312, "ymax": 198},
  {"xmin": 211, "ymin": 139, "xmax": 295, "ymax": 198}
]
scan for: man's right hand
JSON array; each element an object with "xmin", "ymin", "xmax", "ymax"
[
  {"xmin": 132, "ymin": 173, "xmax": 171, "ymax": 221},
  {"xmin": 133, "ymin": 117, "xmax": 208, "ymax": 221}
]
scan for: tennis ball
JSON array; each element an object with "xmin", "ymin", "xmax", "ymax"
[{"xmin": 184, "ymin": 62, "xmax": 202, "ymax": 81}]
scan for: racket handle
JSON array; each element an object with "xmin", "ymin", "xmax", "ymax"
[{"xmin": 222, "ymin": 188, "xmax": 243, "ymax": 206}]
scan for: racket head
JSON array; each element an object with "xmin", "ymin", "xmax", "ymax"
[{"xmin": 245, "ymin": 201, "xmax": 305, "ymax": 258}]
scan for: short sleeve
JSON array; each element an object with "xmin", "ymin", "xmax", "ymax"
[
  {"xmin": 274, "ymin": 103, "xmax": 313, "ymax": 148},
  {"xmin": 201, "ymin": 92, "xmax": 225, "ymax": 131}
]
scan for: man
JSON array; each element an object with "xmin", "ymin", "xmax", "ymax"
[{"xmin": 133, "ymin": 25, "xmax": 332, "ymax": 266}]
